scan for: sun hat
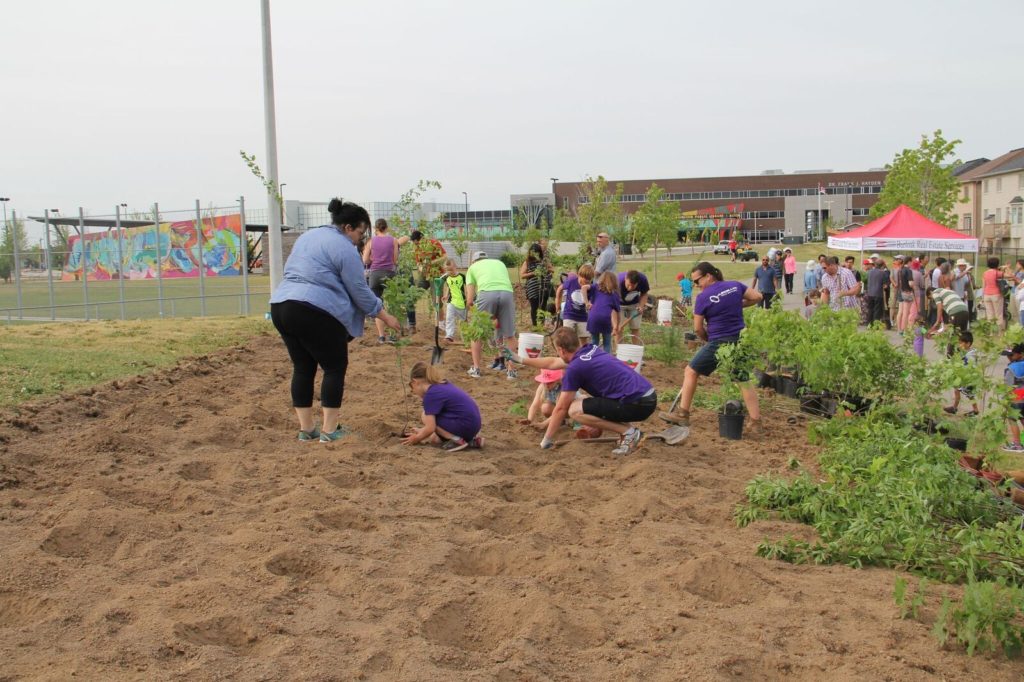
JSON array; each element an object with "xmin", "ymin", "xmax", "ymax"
[
  {"xmin": 471, "ymin": 251, "xmax": 488, "ymax": 262},
  {"xmin": 893, "ymin": 254, "xmax": 905, "ymax": 262},
  {"xmin": 870, "ymin": 253, "xmax": 881, "ymax": 260},
  {"xmin": 955, "ymin": 258, "xmax": 972, "ymax": 270},
  {"xmin": 806, "ymin": 259, "xmax": 816, "ymax": 270},
  {"xmin": 534, "ymin": 368, "xmax": 564, "ymax": 384}
]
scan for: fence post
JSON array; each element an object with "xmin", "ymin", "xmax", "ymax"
[
  {"xmin": 78, "ymin": 208, "xmax": 90, "ymax": 321},
  {"xmin": 239, "ymin": 196, "xmax": 250, "ymax": 315},
  {"xmin": 11, "ymin": 210, "xmax": 22, "ymax": 319},
  {"xmin": 153, "ymin": 203, "xmax": 164, "ymax": 317},
  {"xmin": 115, "ymin": 205, "xmax": 127, "ymax": 320},
  {"xmin": 195, "ymin": 199, "xmax": 206, "ymax": 317},
  {"xmin": 44, "ymin": 210, "xmax": 55, "ymax": 320}
]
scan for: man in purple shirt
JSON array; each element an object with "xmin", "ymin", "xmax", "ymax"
[{"xmin": 506, "ymin": 327, "xmax": 655, "ymax": 456}]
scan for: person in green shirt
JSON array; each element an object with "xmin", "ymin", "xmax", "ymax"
[
  {"xmin": 465, "ymin": 251, "xmax": 517, "ymax": 380},
  {"xmin": 442, "ymin": 258, "xmax": 467, "ymax": 342}
]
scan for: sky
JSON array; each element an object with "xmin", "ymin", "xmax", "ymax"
[{"xmin": 4, "ymin": 0, "xmax": 1023, "ymax": 235}]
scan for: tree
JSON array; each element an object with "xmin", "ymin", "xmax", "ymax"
[
  {"xmin": 0, "ymin": 217, "xmax": 28, "ymax": 281},
  {"xmin": 553, "ymin": 175, "xmax": 625, "ymax": 259},
  {"xmin": 870, "ymin": 130, "xmax": 966, "ymax": 229},
  {"xmin": 631, "ymin": 184, "xmax": 680, "ymax": 285}
]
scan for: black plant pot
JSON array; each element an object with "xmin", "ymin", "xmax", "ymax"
[
  {"xmin": 718, "ymin": 412, "xmax": 745, "ymax": 440},
  {"xmin": 757, "ymin": 371, "xmax": 775, "ymax": 390},
  {"xmin": 780, "ymin": 376, "xmax": 799, "ymax": 399},
  {"xmin": 944, "ymin": 437, "xmax": 968, "ymax": 452},
  {"xmin": 773, "ymin": 375, "xmax": 786, "ymax": 394}
]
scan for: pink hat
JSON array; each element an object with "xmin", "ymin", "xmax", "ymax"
[{"xmin": 534, "ymin": 368, "xmax": 564, "ymax": 383}]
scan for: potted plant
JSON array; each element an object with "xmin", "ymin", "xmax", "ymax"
[{"xmin": 713, "ymin": 338, "xmax": 754, "ymax": 440}]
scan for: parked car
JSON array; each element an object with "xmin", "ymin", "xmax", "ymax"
[{"xmin": 712, "ymin": 242, "xmax": 732, "ymax": 255}]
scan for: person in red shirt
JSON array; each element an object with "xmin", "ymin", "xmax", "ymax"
[{"xmin": 728, "ymin": 238, "xmax": 738, "ymax": 262}]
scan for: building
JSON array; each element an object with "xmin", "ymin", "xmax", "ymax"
[
  {"xmin": 954, "ymin": 148, "xmax": 1024, "ymax": 248},
  {"xmin": 552, "ymin": 169, "xmax": 888, "ymax": 241}
]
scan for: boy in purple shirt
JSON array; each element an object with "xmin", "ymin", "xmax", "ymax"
[
  {"xmin": 505, "ymin": 327, "xmax": 655, "ymax": 456},
  {"xmin": 402, "ymin": 362, "xmax": 483, "ymax": 452},
  {"xmin": 662, "ymin": 262, "xmax": 764, "ymax": 432}
]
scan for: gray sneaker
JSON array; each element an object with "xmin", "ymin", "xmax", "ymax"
[
  {"xmin": 506, "ymin": 367, "xmax": 518, "ymax": 380},
  {"xmin": 298, "ymin": 426, "xmax": 321, "ymax": 442},
  {"xmin": 611, "ymin": 428, "xmax": 642, "ymax": 456},
  {"xmin": 467, "ymin": 367, "xmax": 481, "ymax": 379}
]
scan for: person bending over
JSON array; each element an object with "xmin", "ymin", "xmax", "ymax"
[{"xmin": 402, "ymin": 361, "xmax": 483, "ymax": 452}]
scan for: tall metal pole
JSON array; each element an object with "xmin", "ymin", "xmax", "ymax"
[
  {"xmin": 114, "ymin": 206, "xmax": 127, "ymax": 320},
  {"xmin": 153, "ymin": 203, "xmax": 164, "ymax": 317},
  {"xmin": 260, "ymin": 0, "xmax": 284, "ymax": 293},
  {"xmin": 239, "ymin": 196, "xmax": 250, "ymax": 315},
  {"xmin": 44, "ymin": 210, "xmax": 55, "ymax": 320},
  {"xmin": 10, "ymin": 208, "xmax": 22, "ymax": 319},
  {"xmin": 195, "ymin": 199, "xmax": 206, "ymax": 316},
  {"xmin": 78, "ymin": 208, "xmax": 90, "ymax": 320}
]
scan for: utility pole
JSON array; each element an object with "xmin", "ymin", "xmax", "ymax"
[{"xmin": 260, "ymin": 0, "xmax": 284, "ymax": 292}]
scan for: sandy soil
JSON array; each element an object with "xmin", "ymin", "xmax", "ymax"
[{"xmin": 1, "ymin": 327, "xmax": 1022, "ymax": 680}]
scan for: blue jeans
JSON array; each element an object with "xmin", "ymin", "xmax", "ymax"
[{"xmin": 594, "ymin": 331, "xmax": 613, "ymax": 353}]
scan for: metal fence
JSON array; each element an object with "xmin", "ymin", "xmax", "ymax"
[{"xmin": 0, "ymin": 199, "xmax": 268, "ymax": 323}]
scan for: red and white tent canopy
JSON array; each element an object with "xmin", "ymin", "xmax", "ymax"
[{"xmin": 827, "ymin": 205, "xmax": 978, "ymax": 254}]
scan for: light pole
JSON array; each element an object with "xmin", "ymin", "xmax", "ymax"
[
  {"xmin": 260, "ymin": 0, "xmax": 284, "ymax": 292},
  {"xmin": 462, "ymin": 191, "xmax": 468, "ymax": 236},
  {"xmin": 0, "ymin": 197, "xmax": 10, "ymax": 272}
]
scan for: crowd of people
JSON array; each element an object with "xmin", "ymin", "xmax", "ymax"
[{"xmin": 266, "ymin": 199, "xmax": 1024, "ymax": 457}]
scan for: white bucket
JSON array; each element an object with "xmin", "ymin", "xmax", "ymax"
[
  {"xmin": 518, "ymin": 332, "xmax": 545, "ymax": 359},
  {"xmin": 657, "ymin": 299, "xmax": 673, "ymax": 326},
  {"xmin": 616, "ymin": 343, "xmax": 645, "ymax": 373}
]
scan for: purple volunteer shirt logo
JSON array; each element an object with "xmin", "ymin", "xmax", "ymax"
[{"xmin": 707, "ymin": 286, "xmax": 740, "ymax": 304}]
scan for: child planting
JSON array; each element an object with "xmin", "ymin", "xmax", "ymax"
[
  {"xmin": 944, "ymin": 330, "xmax": 980, "ymax": 416},
  {"xmin": 401, "ymin": 361, "xmax": 483, "ymax": 452},
  {"xmin": 441, "ymin": 258, "xmax": 466, "ymax": 342},
  {"xmin": 678, "ymin": 273, "xmax": 693, "ymax": 311},
  {"xmin": 558, "ymin": 264, "xmax": 593, "ymax": 345},
  {"xmin": 519, "ymin": 368, "xmax": 564, "ymax": 429},
  {"xmin": 587, "ymin": 271, "xmax": 621, "ymax": 353}
]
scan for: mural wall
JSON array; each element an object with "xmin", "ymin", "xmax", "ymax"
[{"xmin": 63, "ymin": 214, "xmax": 243, "ymax": 281}]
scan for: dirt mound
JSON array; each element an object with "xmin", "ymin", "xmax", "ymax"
[{"xmin": 0, "ymin": 331, "xmax": 1021, "ymax": 679}]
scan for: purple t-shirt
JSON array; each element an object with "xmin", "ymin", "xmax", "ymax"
[
  {"xmin": 562, "ymin": 276, "xmax": 589, "ymax": 322},
  {"xmin": 422, "ymin": 382, "xmax": 481, "ymax": 441},
  {"xmin": 587, "ymin": 289, "xmax": 621, "ymax": 335},
  {"xmin": 561, "ymin": 345, "xmax": 652, "ymax": 402},
  {"xmin": 618, "ymin": 272, "xmax": 650, "ymax": 305},
  {"xmin": 368, "ymin": 235, "xmax": 396, "ymax": 271},
  {"xmin": 694, "ymin": 280, "xmax": 747, "ymax": 340}
]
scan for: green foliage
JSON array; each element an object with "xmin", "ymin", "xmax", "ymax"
[
  {"xmin": 508, "ymin": 399, "xmax": 528, "ymax": 417},
  {"xmin": 459, "ymin": 307, "xmax": 497, "ymax": 343},
  {"xmin": 932, "ymin": 581, "xmax": 1024, "ymax": 657},
  {"xmin": 0, "ymin": 217, "xmax": 28, "ymax": 281},
  {"xmin": 645, "ymin": 324, "xmax": 687, "ymax": 367},
  {"xmin": 632, "ymin": 184, "xmax": 680, "ymax": 257},
  {"xmin": 239, "ymin": 151, "xmax": 283, "ymax": 206},
  {"xmin": 893, "ymin": 575, "xmax": 929, "ymax": 620},
  {"xmin": 554, "ymin": 176, "xmax": 626, "ymax": 258},
  {"xmin": 870, "ymin": 130, "xmax": 966, "ymax": 229},
  {"xmin": 499, "ymin": 251, "xmax": 524, "ymax": 268}
]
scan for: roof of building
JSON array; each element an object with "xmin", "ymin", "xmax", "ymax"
[
  {"xmin": 953, "ymin": 158, "xmax": 990, "ymax": 176},
  {"xmin": 958, "ymin": 148, "xmax": 1024, "ymax": 182}
]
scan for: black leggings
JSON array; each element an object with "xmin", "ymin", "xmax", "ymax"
[
  {"xmin": 271, "ymin": 300, "xmax": 350, "ymax": 409},
  {"xmin": 528, "ymin": 297, "xmax": 541, "ymax": 326}
]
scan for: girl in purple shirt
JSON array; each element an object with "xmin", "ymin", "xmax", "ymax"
[
  {"xmin": 401, "ymin": 362, "xmax": 483, "ymax": 452},
  {"xmin": 587, "ymin": 272, "xmax": 621, "ymax": 352}
]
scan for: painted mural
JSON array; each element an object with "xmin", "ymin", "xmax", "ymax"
[
  {"xmin": 63, "ymin": 214, "xmax": 243, "ymax": 281},
  {"xmin": 679, "ymin": 203, "xmax": 745, "ymax": 240}
]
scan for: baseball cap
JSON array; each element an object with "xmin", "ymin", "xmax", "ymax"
[
  {"xmin": 893, "ymin": 254, "xmax": 905, "ymax": 262},
  {"xmin": 534, "ymin": 368, "xmax": 564, "ymax": 383},
  {"xmin": 870, "ymin": 253, "xmax": 881, "ymax": 260},
  {"xmin": 471, "ymin": 251, "xmax": 488, "ymax": 262},
  {"xmin": 862, "ymin": 258, "xmax": 872, "ymax": 265}
]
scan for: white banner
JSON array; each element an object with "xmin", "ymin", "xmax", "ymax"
[{"xmin": 827, "ymin": 236, "xmax": 978, "ymax": 253}]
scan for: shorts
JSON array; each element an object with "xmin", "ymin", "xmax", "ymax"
[
  {"xmin": 621, "ymin": 304, "xmax": 642, "ymax": 330},
  {"xmin": 688, "ymin": 336, "xmax": 749, "ymax": 381},
  {"xmin": 679, "ymin": 295, "xmax": 692, "ymax": 307},
  {"xmin": 900, "ymin": 291, "xmax": 914, "ymax": 303},
  {"xmin": 476, "ymin": 290, "xmax": 516, "ymax": 339},
  {"xmin": 563, "ymin": 319, "xmax": 590, "ymax": 338},
  {"xmin": 368, "ymin": 269, "xmax": 395, "ymax": 298},
  {"xmin": 582, "ymin": 391, "xmax": 657, "ymax": 424}
]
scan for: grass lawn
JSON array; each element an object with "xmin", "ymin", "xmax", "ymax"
[
  {"xmin": 0, "ymin": 275, "xmax": 271, "ymax": 320},
  {"xmin": 0, "ymin": 316, "xmax": 271, "ymax": 408}
]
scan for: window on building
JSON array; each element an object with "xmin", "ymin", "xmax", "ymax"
[
  {"xmin": 985, "ymin": 179, "xmax": 990, "ymax": 193},
  {"xmin": 963, "ymin": 214, "xmax": 972, "ymax": 231},
  {"xmin": 997, "ymin": 177, "xmax": 1003, "ymax": 192},
  {"xmin": 1010, "ymin": 205, "xmax": 1022, "ymax": 226},
  {"xmin": 962, "ymin": 186, "xmax": 969, "ymax": 201},
  {"xmin": 997, "ymin": 208, "xmax": 1002, "ymax": 223},
  {"xmin": 1020, "ymin": 173, "xmax": 1024, "ymax": 190}
]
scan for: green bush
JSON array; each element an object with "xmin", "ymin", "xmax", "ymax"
[{"xmin": 499, "ymin": 251, "xmax": 524, "ymax": 268}]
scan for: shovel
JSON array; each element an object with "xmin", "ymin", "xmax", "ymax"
[
  {"xmin": 430, "ymin": 277, "xmax": 445, "ymax": 365},
  {"xmin": 644, "ymin": 424, "xmax": 690, "ymax": 445}
]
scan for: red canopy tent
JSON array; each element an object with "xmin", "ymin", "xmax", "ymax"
[{"xmin": 827, "ymin": 204, "xmax": 979, "ymax": 256}]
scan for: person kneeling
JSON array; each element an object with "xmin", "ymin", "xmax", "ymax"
[
  {"xmin": 402, "ymin": 362, "xmax": 483, "ymax": 452},
  {"xmin": 508, "ymin": 327, "xmax": 656, "ymax": 456}
]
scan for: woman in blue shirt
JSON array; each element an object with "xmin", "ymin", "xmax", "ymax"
[{"xmin": 269, "ymin": 199, "xmax": 400, "ymax": 442}]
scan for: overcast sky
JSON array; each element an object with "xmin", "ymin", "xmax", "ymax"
[{"xmin": 4, "ymin": 0, "xmax": 1023, "ymax": 229}]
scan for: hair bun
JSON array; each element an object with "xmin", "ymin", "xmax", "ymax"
[{"xmin": 327, "ymin": 198, "xmax": 343, "ymax": 213}]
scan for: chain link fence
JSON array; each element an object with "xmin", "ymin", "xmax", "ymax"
[{"xmin": 0, "ymin": 199, "xmax": 269, "ymax": 323}]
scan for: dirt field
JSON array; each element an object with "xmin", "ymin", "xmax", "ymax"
[{"xmin": 1, "ymin": 327, "xmax": 1022, "ymax": 680}]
